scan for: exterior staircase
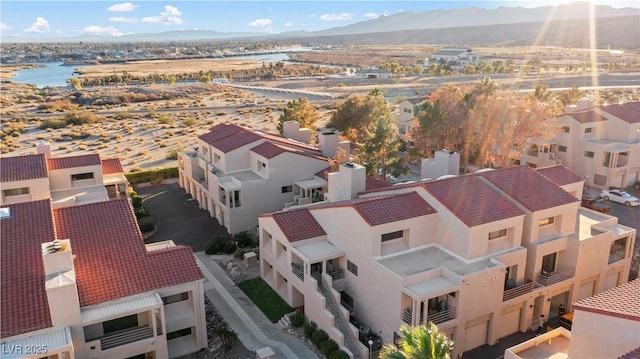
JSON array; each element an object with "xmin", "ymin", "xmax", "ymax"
[{"xmin": 318, "ymin": 281, "xmax": 361, "ymax": 358}]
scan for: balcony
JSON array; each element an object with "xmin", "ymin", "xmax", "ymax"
[
  {"xmin": 503, "ymin": 279, "xmax": 536, "ymax": 301},
  {"xmin": 100, "ymin": 326, "xmax": 154, "ymax": 350},
  {"xmin": 327, "ymin": 267, "xmax": 345, "ymax": 280},
  {"xmin": 426, "ymin": 307, "xmax": 456, "ymax": 325},
  {"xmin": 291, "ymin": 262, "xmax": 304, "ymax": 281},
  {"xmin": 402, "ymin": 308, "xmax": 412, "ymax": 324},
  {"xmin": 608, "ymin": 248, "xmax": 626, "ymax": 264},
  {"xmin": 534, "ymin": 267, "xmax": 575, "ymax": 287}
]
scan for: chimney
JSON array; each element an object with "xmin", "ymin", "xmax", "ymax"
[
  {"xmin": 36, "ymin": 140, "xmax": 52, "ymax": 159},
  {"xmin": 282, "ymin": 121, "xmax": 312, "ymax": 144},
  {"xmin": 42, "ymin": 239, "xmax": 81, "ymax": 327},
  {"xmin": 328, "ymin": 162, "xmax": 366, "ymax": 202},
  {"xmin": 318, "ymin": 128, "xmax": 340, "ymax": 157}
]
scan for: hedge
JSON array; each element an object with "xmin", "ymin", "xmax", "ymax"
[{"xmin": 125, "ymin": 167, "xmax": 178, "ymax": 185}]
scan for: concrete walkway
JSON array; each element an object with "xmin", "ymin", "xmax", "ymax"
[{"xmin": 195, "ymin": 252, "xmax": 319, "ymax": 359}]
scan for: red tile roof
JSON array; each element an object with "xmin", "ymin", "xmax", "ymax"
[
  {"xmin": 351, "ymin": 191, "xmax": 436, "ymax": 226},
  {"xmin": 365, "ymin": 177, "xmax": 393, "ymax": 191},
  {"xmin": 601, "ymin": 102, "xmax": 640, "ymax": 124},
  {"xmin": 101, "ymin": 158, "xmax": 124, "ymax": 175},
  {"xmin": 270, "ymin": 208, "xmax": 326, "ymax": 242},
  {"xmin": 47, "ymin": 154, "xmax": 101, "ymax": 170},
  {"xmin": 198, "ymin": 123, "xmax": 262, "ymax": 153},
  {"xmin": 423, "ymin": 176, "xmax": 524, "ymax": 227},
  {"xmin": 199, "ymin": 123, "xmax": 246, "ymax": 144},
  {"xmin": 535, "ymin": 165, "xmax": 583, "ymax": 187},
  {"xmin": 564, "ymin": 109, "xmax": 607, "ymax": 124},
  {"xmin": 572, "ymin": 279, "xmax": 640, "ymax": 322},
  {"xmin": 250, "ymin": 142, "xmax": 288, "ymax": 159},
  {"xmin": 0, "ymin": 154, "xmax": 48, "ymax": 182},
  {"xmin": 53, "ymin": 199, "xmax": 203, "ymax": 306},
  {"xmin": 1, "ymin": 200, "xmax": 55, "ymax": 338},
  {"xmin": 619, "ymin": 347, "xmax": 640, "ymax": 359},
  {"xmin": 477, "ymin": 166, "xmax": 579, "ymax": 212}
]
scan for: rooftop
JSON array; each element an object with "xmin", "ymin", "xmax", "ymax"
[
  {"xmin": 600, "ymin": 101, "xmax": 640, "ymax": 124},
  {"xmin": 563, "ymin": 108, "xmax": 608, "ymax": 124},
  {"xmin": 423, "ymin": 175, "xmax": 524, "ymax": 227},
  {"xmin": 535, "ymin": 164, "xmax": 583, "ymax": 187},
  {"xmin": 271, "ymin": 208, "xmax": 327, "ymax": 242},
  {"xmin": 351, "ymin": 191, "xmax": 437, "ymax": 226},
  {"xmin": 477, "ymin": 166, "xmax": 579, "ymax": 212},
  {"xmin": 505, "ymin": 327, "xmax": 571, "ymax": 359},
  {"xmin": 46, "ymin": 153, "xmax": 101, "ymax": 170},
  {"xmin": 101, "ymin": 158, "xmax": 124, "ymax": 175},
  {"xmin": 572, "ymin": 278, "xmax": 640, "ymax": 321},
  {"xmin": 0, "ymin": 153, "xmax": 48, "ymax": 182}
]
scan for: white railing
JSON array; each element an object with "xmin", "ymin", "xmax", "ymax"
[
  {"xmin": 291, "ymin": 262, "xmax": 304, "ymax": 281},
  {"xmin": 503, "ymin": 279, "xmax": 536, "ymax": 301},
  {"xmin": 100, "ymin": 326, "xmax": 154, "ymax": 350},
  {"xmin": 426, "ymin": 307, "xmax": 456, "ymax": 325},
  {"xmin": 402, "ymin": 308, "xmax": 412, "ymax": 324},
  {"xmin": 534, "ymin": 267, "xmax": 575, "ymax": 287},
  {"xmin": 608, "ymin": 249, "xmax": 626, "ymax": 264}
]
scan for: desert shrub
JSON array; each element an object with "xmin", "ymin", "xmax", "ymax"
[
  {"xmin": 290, "ymin": 311, "xmax": 305, "ymax": 328},
  {"xmin": 234, "ymin": 231, "xmax": 256, "ymax": 248},
  {"xmin": 125, "ymin": 167, "xmax": 179, "ymax": 185},
  {"xmin": 215, "ymin": 326, "xmax": 237, "ymax": 351},
  {"xmin": 321, "ymin": 339, "xmax": 339, "ymax": 357},
  {"xmin": 37, "ymin": 99, "xmax": 75, "ymax": 111},
  {"xmin": 205, "ymin": 235, "xmax": 237, "ymax": 255},
  {"xmin": 131, "ymin": 196, "xmax": 143, "ymax": 210},
  {"xmin": 115, "ymin": 110, "xmax": 132, "ymax": 120},
  {"xmin": 304, "ymin": 321, "xmax": 317, "ymax": 339},
  {"xmin": 64, "ymin": 111, "xmax": 103, "ymax": 125},
  {"xmin": 135, "ymin": 210, "xmax": 150, "ymax": 219},
  {"xmin": 157, "ymin": 113, "xmax": 174, "ymax": 125},
  {"xmin": 138, "ymin": 216, "xmax": 155, "ymax": 233},
  {"xmin": 182, "ymin": 117, "xmax": 197, "ymax": 127},
  {"xmin": 329, "ymin": 350, "xmax": 350, "ymax": 359},
  {"xmin": 311, "ymin": 329, "xmax": 329, "ymax": 346},
  {"xmin": 39, "ymin": 118, "xmax": 68, "ymax": 129},
  {"xmin": 165, "ymin": 148, "xmax": 179, "ymax": 160}
]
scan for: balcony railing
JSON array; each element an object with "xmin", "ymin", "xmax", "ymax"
[
  {"xmin": 291, "ymin": 262, "xmax": 304, "ymax": 281},
  {"xmin": 100, "ymin": 326, "xmax": 154, "ymax": 350},
  {"xmin": 402, "ymin": 308, "xmax": 412, "ymax": 324},
  {"xmin": 534, "ymin": 267, "xmax": 575, "ymax": 287},
  {"xmin": 426, "ymin": 307, "xmax": 456, "ymax": 325},
  {"xmin": 608, "ymin": 249, "xmax": 626, "ymax": 264},
  {"xmin": 327, "ymin": 267, "xmax": 345, "ymax": 280},
  {"xmin": 503, "ymin": 279, "xmax": 536, "ymax": 301}
]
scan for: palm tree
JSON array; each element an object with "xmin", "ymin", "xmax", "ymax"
[{"xmin": 379, "ymin": 323, "xmax": 454, "ymax": 359}]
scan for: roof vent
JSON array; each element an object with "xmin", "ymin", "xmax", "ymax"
[
  {"xmin": 0, "ymin": 207, "xmax": 10, "ymax": 219},
  {"xmin": 344, "ymin": 162, "xmax": 355, "ymax": 168},
  {"xmin": 44, "ymin": 240, "xmax": 63, "ymax": 254}
]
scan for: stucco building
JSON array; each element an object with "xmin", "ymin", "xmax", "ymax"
[
  {"xmin": 426, "ymin": 48, "xmax": 480, "ymax": 70},
  {"xmin": 178, "ymin": 123, "xmax": 352, "ymax": 234},
  {"xmin": 258, "ymin": 163, "xmax": 635, "ymax": 358},
  {"xmin": 521, "ymin": 101, "xmax": 640, "ymax": 189}
]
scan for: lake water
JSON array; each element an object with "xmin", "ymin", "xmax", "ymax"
[{"xmin": 11, "ymin": 53, "xmax": 293, "ymax": 88}]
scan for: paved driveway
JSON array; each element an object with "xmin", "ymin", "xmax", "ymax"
[{"xmin": 135, "ymin": 182, "xmax": 228, "ymax": 252}]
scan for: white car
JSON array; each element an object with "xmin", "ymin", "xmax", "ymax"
[{"xmin": 600, "ymin": 189, "xmax": 640, "ymax": 207}]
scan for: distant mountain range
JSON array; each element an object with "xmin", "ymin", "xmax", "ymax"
[{"xmin": 4, "ymin": 1, "xmax": 639, "ymax": 49}]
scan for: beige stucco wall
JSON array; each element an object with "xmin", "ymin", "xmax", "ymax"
[
  {"xmin": 48, "ymin": 165, "xmax": 104, "ymax": 191},
  {"xmin": 0, "ymin": 177, "xmax": 51, "ymax": 205},
  {"xmin": 568, "ymin": 310, "xmax": 640, "ymax": 358}
]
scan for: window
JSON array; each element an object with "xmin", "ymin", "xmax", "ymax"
[
  {"xmin": 381, "ymin": 230, "xmax": 404, "ymax": 242},
  {"xmin": 167, "ymin": 327, "xmax": 192, "ymax": 341},
  {"xmin": 213, "ymin": 153, "xmax": 221, "ymax": 163},
  {"xmin": 71, "ymin": 172, "xmax": 94, "ymax": 181},
  {"xmin": 616, "ymin": 152, "xmax": 629, "ymax": 167},
  {"xmin": 594, "ymin": 174, "xmax": 607, "ymax": 186},
  {"xmin": 403, "ymin": 108, "xmax": 412, "ymax": 114},
  {"xmin": 281, "ymin": 185, "xmax": 293, "ymax": 193},
  {"xmin": 558, "ymin": 145, "xmax": 567, "ymax": 152},
  {"xmin": 399, "ymin": 124, "xmax": 407, "ymax": 134},
  {"xmin": 488, "ymin": 228, "xmax": 507, "ymax": 240},
  {"xmin": 103, "ymin": 314, "xmax": 138, "ymax": 335},
  {"xmin": 162, "ymin": 292, "xmax": 189, "ymax": 305},
  {"xmin": 347, "ymin": 260, "xmax": 358, "ymax": 276},
  {"xmin": 602, "ymin": 152, "xmax": 612, "ymax": 167},
  {"xmin": 584, "ymin": 151, "xmax": 594, "ymax": 158},
  {"xmin": 231, "ymin": 190, "xmax": 241, "ymax": 208},
  {"xmin": 541, "ymin": 252, "xmax": 557, "ymax": 273},
  {"xmin": 2, "ymin": 187, "xmax": 29, "ymax": 197},
  {"xmin": 282, "ymin": 244, "xmax": 287, "ymax": 252},
  {"xmin": 584, "ymin": 127, "xmax": 594, "ymax": 134},
  {"xmin": 539, "ymin": 217, "xmax": 555, "ymax": 227},
  {"xmin": 561, "ymin": 126, "xmax": 570, "ymax": 133}
]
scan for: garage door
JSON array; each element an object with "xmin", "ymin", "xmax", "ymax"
[
  {"xmin": 464, "ymin": 320, "xmax": 488, "ymax": 352},
  {"xmin": 603, "ymin": 272, "xmax": 619, "ymax": 291},
  {"xmin": 577, "ymin": 281, "xmax": 595, "ymax": 301},
  {"xmin": 499, "ymin": 308, "xmax": 521, "ymax": 338}
]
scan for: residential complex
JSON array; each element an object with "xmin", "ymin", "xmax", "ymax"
[
  {"xmin": 395, "ymin": 94, "xmax": 429, "ymax": 143},
  {"xmin": 505, "ymin": 278, "xmax": 640, "ymax": 359},
  {"xmin": 258, "ymin": 162, "xmax": 635, "ymax": 358},
  {"xmin": 521, "ymin": 101, "xmax": 640, "ymax": 189},
  {"xmin": 0, "ymin": 150, "xmax": 207, "ymax": 359},
  {"xmin": 178, "ymin": 122, "xmax": 353, "ymax": 234},
  {"xmin": 425, "ymin": 48, "xmax": 480, "ymax": 70}
]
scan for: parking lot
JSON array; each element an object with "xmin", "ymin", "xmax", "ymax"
[{"xmin": 135, "ymin": 182, "xmax": 228, "ymax": 252}]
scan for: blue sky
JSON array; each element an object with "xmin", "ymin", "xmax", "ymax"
[{"xmin": 1, "ymin": 1, "xmax": 638, "ymax": 38}]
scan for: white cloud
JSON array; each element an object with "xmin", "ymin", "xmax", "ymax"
[
  {"xmin": 82, "ymin": 25, "xmax": 124, "ymax": 36},
  {"xmin": 364, "ymin": 12, "xmax": 389, "ymax": 19},
  {"xmin": 284, "ymin": 22, "xmax": 293, "ymax": 27},
  {"xmin": 109, "ymin": 16, "xmax": 138, "ymax": 23},
  {"xmin": 24, "ymin": 17, "xmax": 50, "ymax": 33},
  {"xmin": 249, "ymin": 18, "xmax": 272, "ymax": 27},
  {"xmin": 107, "ymin": 2, "xmax": 139, "ymax": 12},
  {"xmin": 142, "ymin": 5, "xmax": 183, "ymax": 25},
  {"xmin": 320, "ymin": 13, "xmax": 353, "ymax": 21},
  {"xmin": 0, "ymin": 23, "xmax": 13, "ymax": 31}
]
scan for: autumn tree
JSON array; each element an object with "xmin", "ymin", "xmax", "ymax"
[
  {"xmin": 276, "ymin": 97, "xmax": 319, "ymax": 135},
  {"xmin": 329, "ymin": 88, "xmax": 389, "ymax": 142}
]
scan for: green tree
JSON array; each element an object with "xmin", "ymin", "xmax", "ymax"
[
  {"xmin": 380, "ymin": 323, "xmax": 454, "ymax": 359},
  {"xmin": 558, "ymin": 85, "xmax": 584, "ymax": 107},
  {"xmin": 276, "ymin": 97, "xmax": 319, "ymax": 135},
  {"xmin": 329, "ymin": 90, "xmax": 389, "ymax": 142},
  {"xmin": 359, "ymin": 112, "xmax": 408, "ymax": 180},
  {"xmin": 531, "ymin": 83, "xmax": 552, "ymax": 103}
]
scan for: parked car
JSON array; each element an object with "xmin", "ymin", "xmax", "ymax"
[
  {"xmin": 581, "ymin": 195, "xmax": 612, "ymax": 213},
  {"xmin": 600, "ymin": 189, "xmax": 640, "ymax": 207}
]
